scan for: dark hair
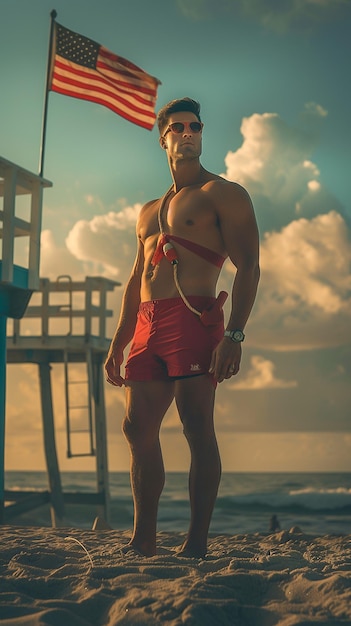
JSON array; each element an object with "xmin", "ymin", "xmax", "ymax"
[{"xmin": 157, "ymin": 97, "xmax": 201, "ymax": 135}]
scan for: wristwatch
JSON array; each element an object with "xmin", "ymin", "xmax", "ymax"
[{"xmin": 224, "ymin": 329, "xmax": 245, "ymax": 342}]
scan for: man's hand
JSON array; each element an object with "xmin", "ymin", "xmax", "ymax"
[
  {"xmin": 104, "ymin": 350, "xmax": 125, "ymax": 387},
  {"xmin": 209, "ymin": 338, "xmax": 242, "ymax": 383}
]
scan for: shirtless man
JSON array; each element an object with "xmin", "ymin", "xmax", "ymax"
[{"xmin": 105, "ymin": 97, "xmax": 260, "ymax": 557}]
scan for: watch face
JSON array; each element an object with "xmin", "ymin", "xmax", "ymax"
[{"xmin": 224, "ymin": 329, "xmax": 245, "ymax": 342}]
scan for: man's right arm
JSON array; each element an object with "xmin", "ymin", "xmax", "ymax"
[{"xmin": 104, "ymin": 237, "xmax": 144, "ymax": 386}]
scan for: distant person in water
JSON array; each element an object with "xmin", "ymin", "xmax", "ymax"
[
  {"xmin": 105, "ymin": 97, "xmax": 260, "ymax": 557},
  {"xmin": 269, "ymin": 514, "xmax": 281, "ymax": 532}
]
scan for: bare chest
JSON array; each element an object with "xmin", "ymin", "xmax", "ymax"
[
  {"xmin": 139, "ymin": 187, "xmax": 220, "ymax": 248},
  {"xmin": 159, "ymin": 188, "xmax": 219, "ymax": 242}
]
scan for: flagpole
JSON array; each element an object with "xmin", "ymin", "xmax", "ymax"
[{"xmin": 39, "ymin": 9, "xmax": 57, "ymax": 177}]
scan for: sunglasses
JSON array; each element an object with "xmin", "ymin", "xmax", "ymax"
[{"xmin": 164, "ymin": 121, "xmax": 203, "ymax": 135}]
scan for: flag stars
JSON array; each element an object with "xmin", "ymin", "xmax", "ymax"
[{"xmin": 56, "ymin": 23, "xmax": 99, "ymax": 68}]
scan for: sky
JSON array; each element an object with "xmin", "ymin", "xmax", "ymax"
[{"xmin": 1, "ymin": 0, "xmax": 351, "ymax": 474}]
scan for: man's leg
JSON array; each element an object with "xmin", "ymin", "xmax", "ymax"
[
  {"xmin": 123, "ymin": 380, "xmax": 175, "ymax": 556},
  {"xmin": 175, "ymin": 375, "xmax": 221, "ymax": 557}
]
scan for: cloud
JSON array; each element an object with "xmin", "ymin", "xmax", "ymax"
[
  {"xmin": 307, "ymin": 180, "xmax": 321, "ymax": 192},
  {"xmin": 250, "ymin": 211, "xmax": 351, "ymax": 350},
  {"xmin": 65, "ymin": 204, "xmax": 141, "ymax": 281},
  {"xmin": 230, "ymin": 355, "xmax": 297, "ymax": 390},
  {"xmin": 302, "ymin": 102, "xmax": 328, "ymax": 118},
  {"xmin": 261, "ymin": 211, "xmax": 351, "ymax": 315},
  {"xmin": 298, "ymin": 102, "xmax": 329, "ymax": 135},
  {"xmin": 40, "ymin": 230, "xmax": 85, "ymax": 280},
  {"xmin": 221, "ymin": 111, "xmax": 344, "ymax": 233}
]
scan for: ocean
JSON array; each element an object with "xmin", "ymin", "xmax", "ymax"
[{"xmin": 4, "ymin": 471, "xmax": 351, "ymax": 536}]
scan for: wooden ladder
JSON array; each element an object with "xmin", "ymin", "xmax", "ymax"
[{"xmin": 64, "ymin": 348, "xmax": 95, "ymax": 458}]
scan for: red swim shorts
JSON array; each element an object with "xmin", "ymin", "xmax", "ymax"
[{"xmin": 124, "ymin": 296, "xmax": 224, "ymax": 384}]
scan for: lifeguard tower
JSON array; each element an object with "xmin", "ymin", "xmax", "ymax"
[
  {"xmin": 0, "ymin": 156, "xmax": 52, "ymax": 522},
  {"xmin": 1, "ymin": 157, "xmax": 121, "ymax": 527}
]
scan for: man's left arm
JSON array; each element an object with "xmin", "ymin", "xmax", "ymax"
[{"xmin": 209, "ymin": 181, "xmax": 260, "ymax": 383}]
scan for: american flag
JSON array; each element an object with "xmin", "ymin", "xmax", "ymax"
[{"xmin": 49, "ymin": 22, "xmax": 161, "ymax": 130}]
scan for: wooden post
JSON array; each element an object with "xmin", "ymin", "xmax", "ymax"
[
  {"xmin": 98, "ymin": 280, "xmax": 107, "ymax": 339},
  {"xmin": 28, "ymin": 180, "xmax": 43, "ymax": 290},
  {"xmin": 41, "ymin": 279, "xmax": 49, "ymax": 339},
  {"xmin": 2, "ymin": 166, "xmax": 16, "ymax": 284},
  {"xmin": 38, "ymin": 361, "xmax": 65, "ymax": 527},
  {"xmin": 84, "ymin": 277, "xmax": 92, "ymax": 337},
  {"xmin": 0, "ymin": 316, "xmax": 7, "ymax": 523},
  {"xmin": 92, "ymin": 355, "xmax": 110, "ymax": 523}
]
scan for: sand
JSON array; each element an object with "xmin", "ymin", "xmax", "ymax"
[{"xmin": 0, "ymin": 525, "xmax": 350, "ymax": 625}]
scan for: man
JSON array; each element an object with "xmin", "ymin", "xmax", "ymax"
[{"xmin": 105, "ymin": 97, "xmax": 260, "ymax": 557}]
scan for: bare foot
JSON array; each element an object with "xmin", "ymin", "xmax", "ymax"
[
  {"xmin": 176, "ymin": 542, "xmax": 207, "ymax": 559},
  {"xmin": 121, "ymin": 542, "xmax": 156, "ymax": 557}
]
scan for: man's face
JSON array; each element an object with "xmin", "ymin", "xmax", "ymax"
[{"xmin": 160, "ymin": 112, "xmax": 203, "ymax": 161}]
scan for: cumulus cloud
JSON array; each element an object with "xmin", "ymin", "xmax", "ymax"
[
  {"xmin": 262, "ymin": 211, "xmax": 351, "ymax": 313},
  {"xmin": 66, "ymin": 204, "xmax": 141, "ymax": 281},
  {"xmin": 40, "ymin": 230, "xmax": 85, "ymax": 280},
  {"xmin": 230, "ymin": 355, "xmax": 297, "ymax": 390},
  {"xmin": 221, "ymin": 111, "xmax": 343, "ymax": 232},
  {"xmin": 250, "ymin": 211, "xmax": 351, "ymax": 349}
]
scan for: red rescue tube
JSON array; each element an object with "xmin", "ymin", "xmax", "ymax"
[
  {"xmin": 200, "ymin": 291, "xmax": 228, "ymax": 326},
  {"xmin": 163, "ymin": 242, "xmax": 178, "ymax": 265}
]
